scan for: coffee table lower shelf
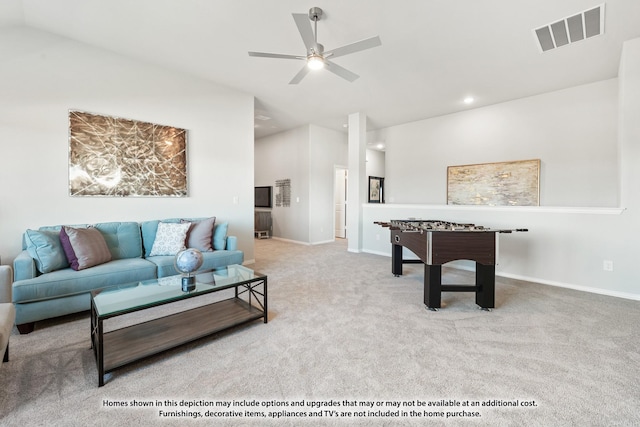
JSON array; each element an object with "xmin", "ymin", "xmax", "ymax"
[{"xmin": 93, "ymin": 297, "xmax": 265, "ymax": 386}]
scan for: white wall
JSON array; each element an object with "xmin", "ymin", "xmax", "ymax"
[
  {"xmin": 255, "ymin": 124, "xmax": 347, "ymax": 244},
  {"xmin": 619, "ymin": 38, "xmax": 640, "ymax": 211},
  {"xmin": 370, "ymin": 79, "xmax": 619, "ymax": 207},
  {"xmin": 361, "ymin": 48, "xmax": 640, "ymax": 300},
  {"xmin": 0, "ymin": 27, "xmax": 255, "ymax": 263},
  {"xmin": 366, "ymin": 149, "xmax": 385, "ymax": 179},
  {"xmin": 0, "ymin": 0, "xmax": 23, "ymax": 26},
  {"xmin": 255, "ymin": 125, "xmax": 311, "ymax": 243},
  {"xmin": 309, "ymin": 125, "xmax": 348, "ymax": 244}
]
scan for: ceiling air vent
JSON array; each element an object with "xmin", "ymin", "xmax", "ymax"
[{"xmin": 534, "ymin": 4, "xmax": 605, "ymax": 52}]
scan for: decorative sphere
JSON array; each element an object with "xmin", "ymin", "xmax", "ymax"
[{"xmin": 174, "ymin": 248, "xmax": 204, "ymax": 275}]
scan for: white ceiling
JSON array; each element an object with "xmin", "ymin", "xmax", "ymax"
[{"xmin": 10, "ymin": 0, "xmax": 640, "ymax": 139}]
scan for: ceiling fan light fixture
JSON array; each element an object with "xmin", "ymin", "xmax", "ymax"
[{"xmin": 307, "ymin": 54, "xmax": 325, "ymax": 70}]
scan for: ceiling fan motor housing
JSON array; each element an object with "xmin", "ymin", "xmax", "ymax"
[
  {"xmin": 311, "ymin": 43, "xmax": 324, "ymax": 55},
  {"xmin": 309, "ymin": 7, "xmax": 323, "ymax": 22}
]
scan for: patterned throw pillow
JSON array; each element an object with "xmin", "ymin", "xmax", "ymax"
[{"xmin": 149, "ymin": 222, "xmax": 191, "ymax": 256}]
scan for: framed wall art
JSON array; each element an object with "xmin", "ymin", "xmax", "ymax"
[
  {"xmin": 68, "ymin": 110, "xmax": 187, "ymax": 197},
  {"xmin": 447, "ymin": 159, "xmax": 540, "ymax": 206},
  {"xmin": 275, "ymin": 178, "xmax": 291, "ymax": 207},
  {"xmin": 368, "ymin": 176, "xmax": 384, "ymax": 203}
]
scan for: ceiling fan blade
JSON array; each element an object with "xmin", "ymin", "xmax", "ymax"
[
  {"xmin": 324, "ymin": 36, "xmax": 382, "ymax": 59},
  {"xmin": 289, "ymin": 65, "xmax": 311, "ymax": 84},
  {"xmin": 325, "ymin": 60, "xmax": 359, "ymax": 82},
  {"xmin": 248, "ymin": 51, "xmax": 305, "ymax": 60},
  {"xmin": 292, "ymin": 13, "xmax": 318, "ymax": 52}
]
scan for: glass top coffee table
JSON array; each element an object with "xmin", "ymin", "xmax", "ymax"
[{"xmin": 90, "ymin": 264, "xmax": 267, "ymax": 386}]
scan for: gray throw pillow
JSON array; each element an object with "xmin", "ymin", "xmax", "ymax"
[
  {"xmin": 181, "ymin": 217, "xmax": 216, "ymax": 251},
  {"xmin": 60, "ymin": 226, "xmax": 112, "ymax": 271}
]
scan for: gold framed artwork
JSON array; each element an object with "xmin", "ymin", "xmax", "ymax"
[
  {"xmin": 447, "ymin": 159, "xmax": 540, "ymax": 206},
  {"xmin": 69, "ymin": 110, "xmax": 187, "ymax": 197}
]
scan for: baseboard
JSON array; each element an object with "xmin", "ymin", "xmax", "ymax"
[
  {"xmin": 362, "ymin": 249, "xmax": 390, "ymax": 257},
  {"xmin": 311, "ymin": 239, "xmax": 335, "ymax": 245},
  {"xmin": 496, "ymin": 271, "xmax": 640, "ymax": 301},
  {"xmin": 361, "ymin": 249, "xmax": 640, "ymax": 301},
  {"xmin": 270, "ymin": 237, "xmax": 311, "ymax": 246}
]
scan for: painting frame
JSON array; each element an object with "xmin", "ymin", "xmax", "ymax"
[
  {"xmin": 68, "ymin": 110, "xmax": 188, "ymax": 197},
  {"xmin": 447, "ymin": 159, "xmax": 540, "ymax": 206},
  {"xmin": 368, "ymin": 176, "xmax": 384, "ymax": 203}
]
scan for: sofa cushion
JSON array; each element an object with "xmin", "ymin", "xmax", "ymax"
[
  {"xmin": 149, "ymin": 222, "xmax": 191, "ymax": 256},
  {"xmin": 140, "ymin": 220, "xmax": 161, "ymax": 257},
  {"xmin": 24, "ymin": 229, "xmax": 69, "ymax": 274},
  {"xmin": 213, "ymin": 222, "xmax": 228, "ymax": 250},
  {"xmin": 93, "ymin": 222, "xmax": 143, "ymax": 260},
  {"xmin": 181, "ymin": 217, "xmax": 216, "ymax": 251},
  {"xmin": 60, "ymin": 226, "xmax": 112, "ymax": 271},
  {"xmin": 12, "ymin": 258, "xmax": 158, "ymax": 303},
  {"xmin": 39, "ymin": 222, "xmax": 143, "ymax": 261}
]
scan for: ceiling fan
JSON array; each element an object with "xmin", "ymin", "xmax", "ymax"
[{"xmin": 248, "ymin": 7, "xmax": 382, "ymax": 84}]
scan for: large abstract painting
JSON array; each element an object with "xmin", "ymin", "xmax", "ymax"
[
  {"xmin": 69, "ymin": 111, "xmax": 187, "ymax": 197},
  {"xmin": 447, "ymin": 159, "xmax": 540, "ymax": 206}
]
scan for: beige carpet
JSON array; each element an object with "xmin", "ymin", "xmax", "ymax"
[{"xmin": 1, "ymin": 238, "xmax": 639, "ymax": 426}]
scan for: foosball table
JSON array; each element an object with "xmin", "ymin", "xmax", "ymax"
[{"xmin": 375, "ymin": 220, "xmax": 528, "ymax": 310}]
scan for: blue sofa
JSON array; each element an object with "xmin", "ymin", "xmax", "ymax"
[{"xmin": 12, "ymin": 218, "xmax": 243, "ymax": 334}]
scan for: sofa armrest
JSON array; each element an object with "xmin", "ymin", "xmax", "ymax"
[
  {"xmin": 13, "ymin": 250, "xmax": 36, "ymax": 282},
  {"xmin": 226, "ymin": 235, "xmax": 238, "ymax": 251},
  {"xmin": 0, "ymin": 265, "xmax": 12, "ymax": 304}
]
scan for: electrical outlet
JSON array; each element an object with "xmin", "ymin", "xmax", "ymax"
[
  {"xmin": 376, "ymin": 234, "xmax": 380, "ymax": 241},
  {"xmin": 603, "ymin": 260, "xmax": 614, "ymax": 271}
]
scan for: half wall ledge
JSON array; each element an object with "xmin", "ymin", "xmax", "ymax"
[{"xmin": 363, "ymin": 204, "xmax": 625, "ymax": 215}]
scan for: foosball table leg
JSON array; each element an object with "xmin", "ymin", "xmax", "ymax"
[
  {"xmin": 424, "ymin": 264, "xmax": 442, "ymax": 309},
  {"xmin": 392, "ymin": 243, "xmax": 403, "ymax": 276},
  {"xmin": 475, "ymin": 263, "xmax": 495, "ymax": 310}
]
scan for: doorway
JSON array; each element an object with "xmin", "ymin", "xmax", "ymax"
[{"xmin": 334, "ymin": 167, "xmax": 347, "ymax": 239}]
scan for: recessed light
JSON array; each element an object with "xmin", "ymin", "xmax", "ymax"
[{"xmin": 463, "ymin": 96, "xmax": 474, "ymax": 104}]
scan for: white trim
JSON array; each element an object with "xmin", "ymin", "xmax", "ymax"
[
  {"xmin": 363, "ymin": 203, "xmax": 625, "ymax": 215},
  {"xmin": 497, "ymin": 271, "xmax": 640, "ymax": 302},
  {"xmin": 361, "ymin": 249, "xmax": 640, "ymax": 301},
  {"xmin": 270, "ymin": 236, "xmax": 311, "ymax": 246},
  {"xmin": 363, "ymin": 249, "xmax": 389, "ymax": 257},
  {"xmin": 311, "ymin": 239, "xmax": 335, "ymax": 246}
]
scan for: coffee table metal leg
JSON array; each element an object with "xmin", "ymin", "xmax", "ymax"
[
  {"xmin": 97, "ymin": 319, "xmax": 104, "ymax": 387},
  {"xmin": 90, "ymin": 299, "xmax": 105, "ymax": 386},
  {"xmin": 263, "ymin": 278, "xmax": 268, "ymax": 323}
]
